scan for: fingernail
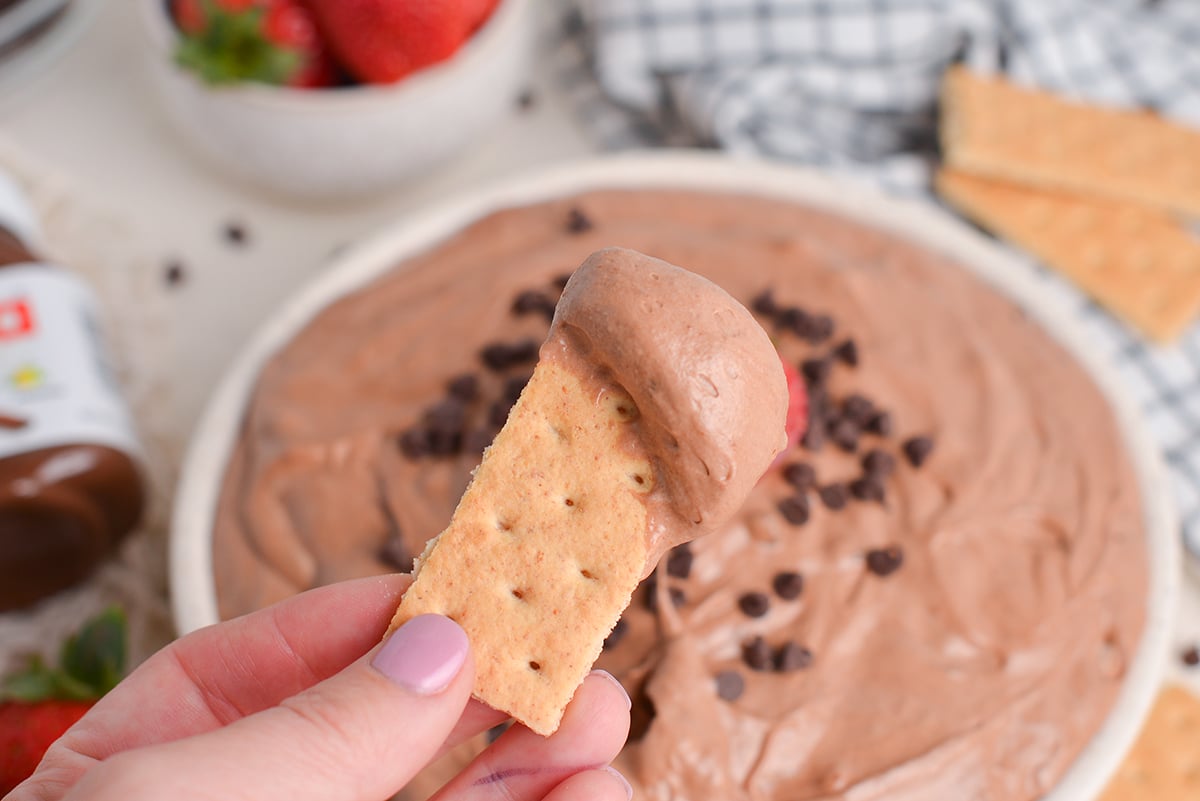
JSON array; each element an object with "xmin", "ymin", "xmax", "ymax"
[
  {"xmin": 591, "ymin": 669, "xmax": 632, "ymax": 710},
  {"xmin": 603, "ymin": 765, "xmax": 634, "ymax": 800},
  {"xmin": 372, "ymin": 614, "xmax": 468, "ymax": 695}
]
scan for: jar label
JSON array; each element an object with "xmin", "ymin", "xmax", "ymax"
[{"xmin": 0, "ymin": 265, "xmax": 141, "ymax": 461}]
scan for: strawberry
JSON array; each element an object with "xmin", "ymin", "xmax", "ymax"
[
  {"xmin": 306, "ymin": 0, "xmax": 474, "ymax": 84},
  {"xmin": 0, "ymin": 608, "xmax": 126, "ymax": 795},
  {"xmin": 172, "ymin": 0, "xmax": 337, "ymax": 88},
  {"xmin": 781, "ymin": 354, "xmax": 808, "ymax": 450}
]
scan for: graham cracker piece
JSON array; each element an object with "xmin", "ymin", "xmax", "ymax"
[
  {"xmin": 1098, "ymin": 684, "xmax": 1200, "ymax": 801},
  {"xmin": 941, "ymin": 66, "xmax": 1200, "ymax": 219},
  {"xmin": 936, "ymin": 168, "xmax": 1200, "ymax": 341},
  {"xmin": 389, "ymin": 358, "xmax": 651, "ymax": 736}
]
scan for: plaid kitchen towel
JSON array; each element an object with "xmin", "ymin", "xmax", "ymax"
[{"xmin": 551, "ymin": 0, "xmax": 1200, "ymax": 563}]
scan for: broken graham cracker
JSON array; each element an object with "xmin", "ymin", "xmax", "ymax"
[
  {"xmin": 937, "ymin": 168, "xmax": 1200, "ymax": 341},
  {"xmin": 389, "ymin": 247, "xmax": 789, "ymax": 735},
  {"xmin": 1098, "ymin": 684, "xmax": 1200, "ymax": 801},
  {"xmin": 941, "ymin": 66, "xmax": 1200, "ymax": 220}
]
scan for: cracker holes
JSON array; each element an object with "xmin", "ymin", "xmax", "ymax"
[
  {"xmin": 628, "ymin": 470, "xmax": 652, "ymax": 492},
  {"xmin": 494, "ymin": 517, "xmax": 513, "ymax": 533},
  {"xmin": 511, "ymin": 588, "xmax": 526, "ymax": 600},
  {"xmin": 563, "ymin": 497, "xmax": 577, "ymax": 508},
  {"xmin": 580, "ymin": 568, "xmax": 598, "ymax": 581},
  {"xmin": 602, "ymin": 392, "xmax": 639, "ymax": 422},
  {"xmin": 528, "ymin": 660, "xmax": 542, "ymax": 672},
  {"xmin": 548, "ymin": 421, "xmax": 569, "ymax": 442}
]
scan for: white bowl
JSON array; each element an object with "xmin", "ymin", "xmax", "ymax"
[
  {"xmin": 138, "ymin": 0, "xmax": 533, "ymax": 199},
  {"xmin": 171, "ymin": 152, "xmax": 1179, "ymax": 801}
]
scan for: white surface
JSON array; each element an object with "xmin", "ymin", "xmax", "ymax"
[{"xmin": 173, "ymin": 153, "xmax": 1178, "ymax": 801}]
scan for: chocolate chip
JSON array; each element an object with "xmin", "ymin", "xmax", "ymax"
[
  {"xmin": 775, "ymin": 642, "xmax": 814, "ymax": 672},
  {"xmin": 504, "ymin": 374, "xmax": 531, "ymax": 403},
  {"xmin": 738, "ymin": 592, "xmax": 770, "ymax": 618},
  {"xmin": 902, "ymin": 436, "xmax": 934, "ymax": 468},
  {"xmin": 426, "ymin": 427, "xmax": 462, "ymax": 456},
  {"xmin": 552, "ymin": 272, "xmax": 573, "ymax": 290},
  {"xmin": 667, "ymin": 545, "xmax": 693, "ymax": 579},
  {"xmin": 865, "ymin": 411, "xmax": 893, "ymax": 437},
  {"xmin": 777, "ymin": 495, "xmax": 810, "ymax": 525},
  {"xmin": 806, "ymin": 314, "xmax": 834, "ymax": 344},
  {"xmin": 828, "ymin": 417, "xmax": 860, "ymax": 453},
  {"xmin": 865, "ymin": 546, "xmax": 904, "ymax": 577},
  {"xmin": 841, "ymin": 395, "xmax": 874, "ymax": 426},
  {"xmin": 861, "ymin": 448, "xmax": 896, "ymax": 478},
  {"xmin": 1182, "ymin": 645, "xmax": 1200, "ymax": 667},
  {"xmin": 446, "ymin": 373, "xmax": 479, "ymax": 402},
  {"xmin": 800, "ymin": 423, "xmax": 825, "ymax": 452},
  {"xmin": 163, "ymin": 260, "xmax": 187, "ymax": 288},
  {"xmin": 480, "ymin": 338, "xmax": 540, "ymax": 371},
  {"xmin": 463, "ymin": 428, "xmax": 496, "ymax": 454},
  {"xmin": 779, "ymin": 307, "xmax": 813, "ymax": 338},
  {"xmin": 642, "ymin": 577, "xmax": 686, "ymax": 612},
  {"xmin": 223, "ymin": 220, "xmax": 249, "ymax": 246},
  {"xmin": 743, "ymin": 636, "xmax": 773, "ymax": 671},
  {"xmin": 488, "ymin": 399, "xmax": 512, "ymax": 428},
  {"xmin": 398, "ymin": 427, "xmax": 431, "ymax": 459},
  {"xmin": 603, "ymin": 619, "xmax": 628, "ymax": 651},
  {"xmin": 782, "ymin": 462, "xmax": 816, "ymax": 491},
  {"xmin": 751, "ymin": 289, "xmax": 778, "ymax": 317},
  {"xmin": 512, "ymin": 290, "xmax": 556, "ymax": 320},
  {"xmin": 424, "ymin": 398, "xmax": 466, "ymax": 430},
  {"xmin": 849, "ymin": 475, "xmax": 885, "ymax": 503},
  {"xmin": 566, "ymin": 207, "xmax": 593, "ymax": 234},
  {"xmin": 772, "ymin": 571, "xmax": 804, "ymax": 600},
  {"xmin": 801, "ymin": 357, "xmax": 831, "ymax": 385},
  {"xmin": 715, "ymin": 670, "xmax": 745, "ymax": 701},
  {"xmin": 670, "ymin": 587, "xmax": 687, "ymax": 607},
  {"xmin": 832, "ymin": 339, "xmax": 858, "ymax": 367},
  {"xmin": 818, "ymin": 483, "xmax": 848, "ymax": 510},
  {"xmin": 378, "ymin": 532, "xmax": 410, "ymax": 570}
]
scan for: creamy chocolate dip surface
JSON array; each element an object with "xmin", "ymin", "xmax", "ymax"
[{"xmin": 213, "ymin": 189, "xmax": 1147, "ymax": 801}]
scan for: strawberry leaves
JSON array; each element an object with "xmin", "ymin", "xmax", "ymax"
[
  {"xmin": 2, "ymin": 607, "xmax": 127, "ymax": 703},
  {"xmin": 175, "ymin": 0, "xmax": 302, "ymax": 86}
]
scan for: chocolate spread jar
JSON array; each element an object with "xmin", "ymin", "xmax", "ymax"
[{"xmin": 0, "ymin": 172, "xmax": 144, "ymax": 611}]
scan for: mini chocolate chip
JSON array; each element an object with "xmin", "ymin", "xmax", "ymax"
[
  {"xmin": 782, "ymin": 462, "xmax": 817, "ymax": 490},
  {"xmin": 801, "ymin": 357, "xmax": 831, "ymax": 385},
  {"xmin": 481, "ymin": 343, "xmax": 513, "ymax": 371},
  {"xmin": 398, "ymin": 428, "xmax": 430, "ymax": 459},
  {"xmin": 777, "ymin": 495, "xmax": 810, "ymax": 525},
  {"xmin": 163, "ymin": 260, "xmax": 187, "ymax": 287},
  {"xmin": 779, "ymin": 307, "xmax": 813, "ymax": 338},
  {"xmin": 849, "ymin": 476, "xmax": 886, "ymax": 503},
  {"xmin": 516, "ymin": 88, "xmax": 537, "ymax": 111},
  {"xmin": 480, "ymin": 339, "xmax": 540, "ymax": 371},
  {"xmin": 738, "ymin": 592, "xmax": 770, "ymax": 618},
  {"xmin": 378, "ymin": 532, "xmax": 410, "ymax": 570},
  {"xmin": 772, "ymin": 571, "xmax": 804, "ymax": 600},
  {"xmin": 446, "ymin": 373, "xmax": 479, "ymax": 402},
  {"xmin": 862, "ymin": 449, "xmax": 896, "ymax": 477},
  {"xmin": 670, "ymin": 587, "xmax": 687, "ymax": 607},
  {"xmin": 775, "ymin": 642, "xmax": 814, "ymax": 672},
  {"xmin": 801, "ymin": 423, "xmax": 825, "ymax": 452},
  {"xmin": 512, "ymin": 290, "xmax": 556, "ymax": 320},
  {"xmin": 751, "ymin": 289, "xmax": 778, "ymax": 317},
  {"xmin": 504, "ymin": 374, "xmax": 531, "ymax": 403},
  {"xmin": 667, "ymin": 545, "xmax": 693, "ymax": 579},
  {"xmin": 829, "ymin": 417, "xmax": 860, "ymax": 453},
  {"xmin": 818, "ymin": 483, "xmax": 849, "ymax": 510},
  {"xmin": 464, "ymin": 428, "xmax": 496, "ymax": 454},
  {"xmin": 842, "ymin": 395, "xmax": 874, "ymax": 426},
  {"xmin": 865, "ymin": 546, "xmax": 904, "ymax": 577},
  {"xmin": 1182, "ymin": 646, "xmax": 1200, "ymax": 667},
  {"xmin": 427, "ymin": 428, "xmax": 462, "ymax": 456},
  {"xmin": 743, "ymin": 636, "xmax": 773, "ymax": 671},
  {"xmin": 865, "ymin": 411, "xmax": 893, "ymax": 437},
  {"xmin": 424, "ymin": 398, "xmax": 466, "ymax": 430},
  {"xmin": 223, "ymin": 221, "xmax": 249, "ymax": 246},
  {"xmin": 566, "ymin": 207, "xmax": 593, "ymax": 234},
  {"xmin": 806, "ymin": 314, "xmax": 834, "ymax": 344},
  {"xmin": 903, "ymin": 436, "xmax": 935, "ymax": 467},
  {"xmin": 553, "ymin": 272, "xmax": 573, "ymax": 290},
  {"xmin": 642, "ymin": 577, "xmax": 685, "ymax": 612},
  {"xmin": 488, "ymin": 400, "xmax": 512, "ymax": 428},
  {"xmin": 832, "ymin": 339, "xmax": 858, "ymax": 367},
  {"xmin": 603, "ymin": 619, "xmax": 629, "ymax": 650},
  {"xmin": 715, "ymin": 670, "xmax": 745, "ymax": 701}
]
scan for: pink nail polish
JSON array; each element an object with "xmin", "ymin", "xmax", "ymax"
[{"xmin": 372, "ymin": 614, "xmax": 468, "ymax": 695}]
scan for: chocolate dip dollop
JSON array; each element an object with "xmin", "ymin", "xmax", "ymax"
[
  {"xmin": 552, "ymin": 247, "xmax": 788, "ymax": 566},
  {"xmin": 213, "ymin": 189, "xmax": 1147, "ymax": 801}
]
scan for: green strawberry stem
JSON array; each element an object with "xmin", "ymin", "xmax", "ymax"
[
  {"xmin": 1, "ymin": 607, "xmax": 127, "ymax": 703},
  {"xmin": 175, "ymin": 0, "xmax": 302, "ymax": 86}
]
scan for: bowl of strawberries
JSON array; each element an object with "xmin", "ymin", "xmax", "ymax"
[{"xmin": 139, "ymin": 0, "xmax": 533, "ymax": 198}]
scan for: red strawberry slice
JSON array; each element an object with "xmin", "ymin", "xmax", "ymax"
[
  {"xmin": 781, "ymin": 354, "xmax": 808, "ymax": 450},
  {"xmin": 0, "ymin": 701, "xmax": 92, "ymax": 794}
]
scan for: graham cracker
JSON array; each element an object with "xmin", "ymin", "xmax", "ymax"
[
  {"xmin": 388, "ymin": 358, "xmax": 652, "ymax": 736},
  {"xmin": 941, "ymin": 66, "xmax": 1200, "ymax": 220},
  {"xmin": 936, "ymin": 168, "xmax": 1200, "ymax": 342},
  {"xmin": 1098, "ymin": 684, "xmax": 1200, "ymax": 801}
]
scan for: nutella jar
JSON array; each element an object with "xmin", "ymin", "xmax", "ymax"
[{"xmin": 0, "ymin": 172, "xmax": 144, "ymax": 611}]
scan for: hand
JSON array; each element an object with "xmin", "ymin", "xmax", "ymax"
[{"xmin": 12, "ymin": 575, "xmax": 633, "ymax": 801}]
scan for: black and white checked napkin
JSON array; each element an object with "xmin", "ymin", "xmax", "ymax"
[{"xmin": 547, "ymin": 0, "xmax": 1200, "ymax": 564}]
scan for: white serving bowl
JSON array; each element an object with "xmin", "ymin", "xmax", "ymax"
[
  {"xmin": 171, "ymin": 152, "xmax": 1179, "ymax": 801},
  {"xmin": 138, "ymin": 0, "xmax": 532, "ymax": 199}
]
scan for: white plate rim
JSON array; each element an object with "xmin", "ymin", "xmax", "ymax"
[{"xmin": 170, "ymin": 150, "xmax": 1179, "ymax": 801}]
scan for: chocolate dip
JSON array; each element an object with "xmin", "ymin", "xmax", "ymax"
[{"xmin": 213, "ymin": 189, "xmax": 1147, "ymax": 801}]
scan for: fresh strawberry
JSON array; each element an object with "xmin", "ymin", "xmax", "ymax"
[
  {"xmin": 306, "ymin": 0, "xmax": 474, "ymax": 84},
  {"xmin": 0, "ymin": 608, "xmax": 126, "ymax": 794},
  {"xmin": 781, "ymin": 354, "xmax": 808, "ymax": 449},
  {"xmin": 172, "ymin": 0, "xmax": 337, "ymax": 88}
]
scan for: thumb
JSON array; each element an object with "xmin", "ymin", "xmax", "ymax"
[{"xmin": 71, "ymin": 614, "xmax": 474, "ymax": 801}]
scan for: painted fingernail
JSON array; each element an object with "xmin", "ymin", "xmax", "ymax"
[
  {"xmin": 603, "ymin": 765, "xmax": 634, "ymax": 800},
  {"xmin": 372, "ymin": 614, "xmax": 468, "ymax": 695},
  {"xmin": 591, "ymin": 669, "xmax": 632, "ymax": 710}
]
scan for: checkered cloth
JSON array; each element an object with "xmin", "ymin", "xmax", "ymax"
[{"xmin": 549, "ymin": 0, "xmax": 1200, "ymax": 564}]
